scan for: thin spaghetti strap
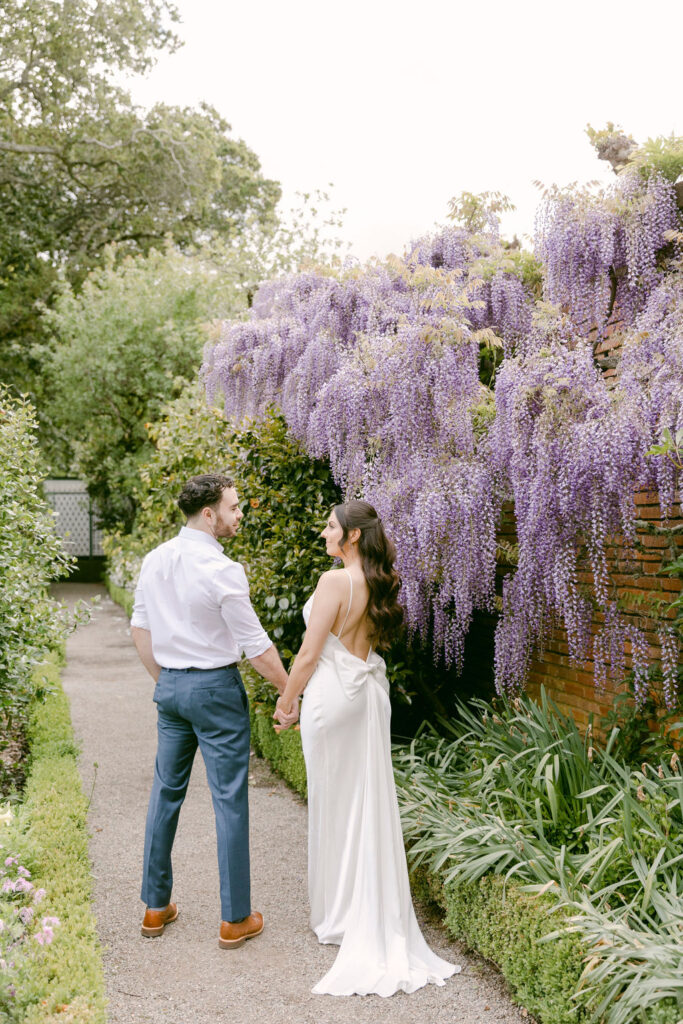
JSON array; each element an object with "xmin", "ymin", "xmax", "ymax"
[{"xmin": 336, "ymin": 568, "xmax": 353, "ymax": 639}]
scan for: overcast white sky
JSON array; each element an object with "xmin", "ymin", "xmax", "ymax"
[{"xmin": 125, "ymin": 0, "xmax": 682, "ymax": 261}]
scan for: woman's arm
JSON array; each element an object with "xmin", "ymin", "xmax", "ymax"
[{"xmin": 274, "ymin": 572, "xmax": 346, "ymax": 724}]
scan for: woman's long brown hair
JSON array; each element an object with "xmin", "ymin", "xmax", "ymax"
[{"xmin": 334, "ymin": 500, "xmax": 403, "ymax": 649}]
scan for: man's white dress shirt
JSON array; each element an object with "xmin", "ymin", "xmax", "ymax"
[{"xmin": 131, "ymin": 526, "xmax": 272, "ymax": 669}]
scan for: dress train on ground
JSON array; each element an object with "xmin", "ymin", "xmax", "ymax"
[{"xmin": 299, "ymin": 580, "xmax": 459, "ymax": 997}]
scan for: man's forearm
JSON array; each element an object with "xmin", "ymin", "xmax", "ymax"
[
  {"xmin": 131, "ymin": 627, "xmax": 161, "ymax": 681},
  {"xmin": 248, "ymin": 644, "xmax": 288, "ymax": 694}
]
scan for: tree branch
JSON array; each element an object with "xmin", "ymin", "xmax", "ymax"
[{"xmin": 0, "ymin": 140, "xmax": 60, "ymax": 156}]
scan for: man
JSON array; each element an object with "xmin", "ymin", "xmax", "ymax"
[{"xmin": 130, "ymin": 473, "xmax": 298, "ymax": 948}]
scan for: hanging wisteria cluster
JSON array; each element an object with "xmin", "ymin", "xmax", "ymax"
[
  {"xmin": 619, "ymin": 265, "xmax": 683, "ymax": 516},
  {"xmin": 535, "ymin": 171, "xmax": 679, "ymax": 337},
  {"xmin": 204, "ymin": 192, "xmax": 682, "ymax": 703},
  {"xmin": 489, "ymin": 340, "xmax": 652, "ymax": 696},
  {"xmin": 205, "ymin": 226, "xmax": 526, "ymax": 668},
  {"xmin": 406, "ymin": 225, "xmax": 537, "ymax": 355}
]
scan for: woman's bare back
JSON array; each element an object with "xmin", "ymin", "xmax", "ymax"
[{"xmin": 328, "ymin": 566, "xmax": 373, "ymax": 660}]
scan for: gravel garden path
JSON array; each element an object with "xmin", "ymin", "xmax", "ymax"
[{"xmin": 56, "ymin": 583, "xmax": 532, "ymax": 1024}]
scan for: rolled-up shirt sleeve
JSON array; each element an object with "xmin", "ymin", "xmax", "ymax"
[
  {"xmin": 215, "ymin": 562, "xmax": 271, "ymax": 659},
  {"xmin": 130, "ymin": 564, "xmax": 150, "ymax": 629}
]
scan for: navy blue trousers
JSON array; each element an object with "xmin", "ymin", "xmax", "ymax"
[{"xmin": 140, "ymin": 666, "xmax": 251, "ymax": 922}]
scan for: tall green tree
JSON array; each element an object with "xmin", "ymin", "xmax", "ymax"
[
  {"xmin": 0, "ymin": 0, "xmax": 280, "ymax": 393},
  {"xmin": 44, "ymin": 242, "xmax": 248, "ymax": 530}
]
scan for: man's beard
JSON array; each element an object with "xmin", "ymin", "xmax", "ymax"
[{"xmin": 214, "ymin": 518, "xmax": 238, "ymax": 539}]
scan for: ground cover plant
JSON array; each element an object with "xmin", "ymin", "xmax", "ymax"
[{"xmin": 393, "ymin": 689, "xmax": 683, "ymax": 1023}]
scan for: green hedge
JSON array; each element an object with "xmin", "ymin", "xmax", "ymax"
[
  {"xmin": 1, "ymin": 659, "xmax": 107, "ymax": 1023},
  {"xmin": 411, "ymin": 866, "xmax": 589, "ymax": 1024},
  {"xmin": 104, "ymin": 576, "xmax": 134, "ymax": 618},
  {"xmin": 250, "ymin": 706, "xmax": 308, "ymax": 799},
  {"xmin": 0, "ymin": 389, "xmax": 73, "ymax": 717},
  {"xmin": 243, "ymin": 666, "xmax": 308, "ymax": 799}
]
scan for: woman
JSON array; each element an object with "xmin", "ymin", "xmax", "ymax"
[{"xmin": 274, "ymin": 500, "xmax": 459, "ymax": 997}]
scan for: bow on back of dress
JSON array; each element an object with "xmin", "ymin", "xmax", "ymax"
[{"xmin": 303, "ymin": 569, "xmax": 389, "ymax": 701}]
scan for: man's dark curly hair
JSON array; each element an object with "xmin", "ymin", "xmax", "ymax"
[{"xmin": 177, "ymin": 474, "xmax": 235, "ymax": 518}]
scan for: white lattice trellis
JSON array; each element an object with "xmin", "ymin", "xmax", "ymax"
[{"xmin": 44, "ymin": 479, "xmax": 105, "ymax": 557}]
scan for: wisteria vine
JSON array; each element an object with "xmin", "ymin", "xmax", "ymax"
[
  {"xmin": 205, "ymin": 190, "xmax": 682, "ymax": 704},
  {"xmin": 206, "ymin": 241, "xmax": 505, "ymax": 669},
  {"xmin": 535, "ymin": 170, "xmax": 679, "ymax": 337}
]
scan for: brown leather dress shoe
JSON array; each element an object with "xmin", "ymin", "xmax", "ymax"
[
  {"xmin": 141, "ymin": 902, "xmax": 179, "ymax": 937},
  {"xmin": 218, "ymin": 911, "xmax": 264, "ymax": 949}
]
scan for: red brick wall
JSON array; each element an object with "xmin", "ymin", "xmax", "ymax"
[
  {"xmin": 592, "ymin": 313, "xmax": 625, "ymax": 384},
  {"xmin": 498, "ymin": 318, "xmax": 682, "ymax": 732},
  {"xmin": 527, "ymin": 490, "xmax": 683, "ymax": 732}
]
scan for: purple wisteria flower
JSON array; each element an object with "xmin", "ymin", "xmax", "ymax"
[
  {"xmin": 535, "ymin": 172, "xmax": 679, "ymax": 338},
  {"xmin": 204, "ymin": 200, "xmax": 682, "ymax": 699}
]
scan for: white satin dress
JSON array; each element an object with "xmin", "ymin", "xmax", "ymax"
[{"xmin": 299, "ymin": 569, "xmax": 460, "ymax": 997}]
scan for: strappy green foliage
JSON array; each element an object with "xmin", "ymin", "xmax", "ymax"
[{"xmin": 393, "ymin": 690, "xmax": 683, "ymax": 1023}]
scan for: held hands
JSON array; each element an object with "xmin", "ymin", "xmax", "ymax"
[{"xmin": 273, "ymin": 695, "xmax": 300, "ymax": 732}]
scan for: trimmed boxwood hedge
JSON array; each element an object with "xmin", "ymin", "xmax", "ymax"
[
  {"xmin": 244, "ymin": 667, "xmax": 308, "ymax": 800},
  {"xmin": 1, "ymin": 658, "xmax": 107, "ymax": 1023},
  {"xmin": 411, "ymin": 865, "xmax": 589, "ymax": 1024},
  {"xmin": 104, "ymin": 576, "xmax": 133, "ymax": 618}
]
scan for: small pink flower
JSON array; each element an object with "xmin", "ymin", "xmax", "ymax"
[
  {"xmin": 19, "ymin": 907, "xmax": 34, "ymax": 925},
  {"xmin": 16, "ymin": 867, "xmax": 30, "ymax": 879},
  {"xmin": 33, "ymin": 888, "xmax": 46, "ymax": 904},
  {"xmin": 4, "ymin": 857, "xmax": 17, "ymax": 868},
  {"xmin": 36, "ymin": 922, "xmax": 56, "ymax": 945},
  {"xmin": 42, "ymin": 916, "xmax": 60, "ymax": 928},
  {"xmin": 14, "ymin": 878, "xmax": 33, "ymax": 894},
  {"xmin": 2, "ymin": 879, "xmax": 14, "ymax": 893}
]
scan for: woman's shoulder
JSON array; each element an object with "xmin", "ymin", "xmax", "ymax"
[
  {"xmin": 316, "ymin": 566, "xmax": 367, "ymax": 595},
  {"xmin": 315, "ymin": 568, "xmax": 349, "ymax": 592}
]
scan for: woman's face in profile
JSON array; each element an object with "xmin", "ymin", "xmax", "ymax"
[{"xmin": 321, "ymin": 511, "xmax": 344, "ymax": 558}]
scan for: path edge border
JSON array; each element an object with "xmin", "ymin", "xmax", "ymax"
[{"xmin": 3, "ymin": 655, "xmax": 107, "ymax": 1022}]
